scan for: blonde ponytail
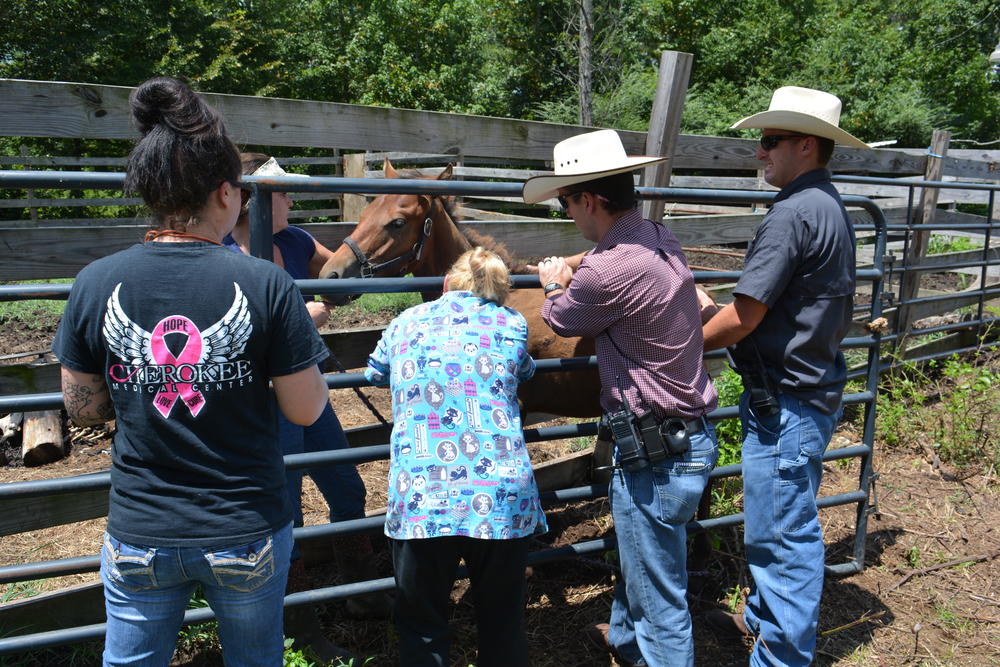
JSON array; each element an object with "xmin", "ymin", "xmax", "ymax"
[{"xmin": 446, "ymin": 247, "xmax": 511, "ymax": 305}]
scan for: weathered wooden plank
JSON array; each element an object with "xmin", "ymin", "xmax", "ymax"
[
  {"xmin": 893, "ymin": 148, "xmax": 1000, "ymax": 182},
  {"xmin": 322, "ymin": 326, "xmax": 385, "ymax": 371},
  {"xmin": 671, "ymin": 134, "xmax": 926, "ymax": 174},
  {"xmin": 4, "ymin": 206, "xmax": 928, "ymax": 280},
  {"xmin": 667, "ymin": 174, "xmax": 996, "ymax": 204},
  {"xmin": 0, "ymin": 79, "xmax": 620, "ymax": 161},
  {"xmin": 0, "ymin": 80, "xmax": 938, "ymax": 175},
  {"xmin": 0, "ymin": 581, "xmax": 106, "ymax": 634},
  {"xmin": 0, "ymin": 361, "xmax": 61, "ymax": 395},
  {"xmin": 0, "ymin": 484, "xmax": 109, "ymax": 536},
  {"xmin": 0, "ymin": 326, "xmax": 386, "ymax": 394},
  {"xmin": 0, "ymin": 195, "xmax": 142, "ymax": 209},
  {"xmin": 365, "ymin": 165, "xmax": 550, "ymax": 180},
  {"xmin": 899, "ymin": 289, "xmax": 997, "ymax": 325},
  {"xmin": 0, "ymin": 155, "xmax": 128, "ymax": 166},
  {"xmin": 0, "ymin": 422, "xmax": 395, "ymax": 537}
]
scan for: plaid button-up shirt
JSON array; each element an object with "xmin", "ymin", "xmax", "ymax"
[{"xmin": 541, "ymin": 210, "xmax": 717, "ymax": 420}]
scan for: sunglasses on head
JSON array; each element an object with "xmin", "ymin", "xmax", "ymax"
[
  {"xmin": 557, "ymin": 191, "xmax": 584, "ymax": 211},
  {"xmin": 759, "ymin": 134, "xmax": 809, "ymax": 151}
]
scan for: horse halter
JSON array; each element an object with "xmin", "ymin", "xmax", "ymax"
[{"xmin": 343, "ymin": 198, "xmax": 439, "ymax": 278}]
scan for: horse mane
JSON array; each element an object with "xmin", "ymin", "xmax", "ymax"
[
  {"xmin": 460, "ymin": 227, "xmax": 530, "ymax": 274},
  {"xmin": 427, "ymin": 189, "xmax": 528, "ymax": 274},
  {"xmin": 393, "ymin": 167, "xmax": 528, "ymax": 274}
]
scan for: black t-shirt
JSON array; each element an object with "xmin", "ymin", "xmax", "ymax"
[
  {"xmin": 53, "ymin": 241, "xmax": 329, "ymax": 547},
  {"xmin": 731, "ymin": 169, "xmax": 856, "ymax": 415}
]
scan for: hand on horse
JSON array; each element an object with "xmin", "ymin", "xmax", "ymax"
[
  {"xmin": 536, "ymin": 256, "xmax": 573, "ymax": 291},
  {"xmin": 695, "ymin": 287, "xmax": 718, "ymax": 325},
  {"xmin": 306, "ymin": 299, "xmax": 331, "ymax": 328}
]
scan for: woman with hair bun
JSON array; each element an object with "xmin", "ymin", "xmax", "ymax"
[
  {"xmin": 365, "ymin": 247, "xmax": 548, "ymax": 666},
  {"xmin": 52, "ymin": 77, "xmax": 329, "ymax": 666}
]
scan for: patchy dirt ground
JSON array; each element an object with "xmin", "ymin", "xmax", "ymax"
[{"xmin": 1, "ymin": 253, "xmax": 998, "ymax": 666}]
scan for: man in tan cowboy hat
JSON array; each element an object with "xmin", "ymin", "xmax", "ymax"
[
  {"xmin": 525, "ymin": 129, "xmax": 719, "ymax": 667},
  {"xmin": 702, "ymin": 86, "xmax": 866, "ymax": 666}
]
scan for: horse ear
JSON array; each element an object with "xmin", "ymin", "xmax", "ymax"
[
  {"xmin": 384, "ymin": 158, "xmax": 399, "ymax": 179},
  {"xmin": 436, "ymin": 163, "xmax": 454, "ymax": 181}
]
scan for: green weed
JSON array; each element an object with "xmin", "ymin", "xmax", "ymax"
[
  {"xmin": 926, "ymin": 235, "xmax": 981, "ymax": 255},
  {"xmin": 933, "ymin": 601, "xmax": 971, "ymax": 632},
  {"xmin": 0, "ymin": 579, "xmax": 42, "ymax": 604},
  {"xmin": 712, "ymin": 366, "xmax": 743, "ymax": 467},
  {"xmin": 876, "ymin": 352, "xmax": 999, "ymax": 475}
]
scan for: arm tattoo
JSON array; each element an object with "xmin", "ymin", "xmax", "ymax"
[{"xmin": 62, "ymin": 374, "xmax": 115, "ymax": 426}]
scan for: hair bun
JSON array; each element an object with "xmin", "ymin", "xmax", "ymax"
[{"xmin": 129, "ymin": 76, "xmax": 221, "ymax": 137}]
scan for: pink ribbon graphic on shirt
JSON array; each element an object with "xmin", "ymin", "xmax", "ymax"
[{"xmin": 149, "ymin": 316, "xmax": 206, "ymax": 418}]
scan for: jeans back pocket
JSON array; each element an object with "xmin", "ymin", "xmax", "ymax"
[
  {"xmin": 102, "ymin": 534, "xmax": 158, "ymax": 592},
  {"xmin": 204, "ymin": 535, "xmax": 276, "ymax": 593}
]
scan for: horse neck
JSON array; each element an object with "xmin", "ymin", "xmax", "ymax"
[{"xmin": 413, "ymin": 201, "xmax": 471, "ymax": 276}]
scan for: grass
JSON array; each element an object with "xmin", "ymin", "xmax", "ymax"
[
  {"xmin": 328, "ymin": 290, "xmax": 422, "ymax": 322},
  {"xmin": 0, "ymin": 279, "xmax": 71, "ymax": 325}
]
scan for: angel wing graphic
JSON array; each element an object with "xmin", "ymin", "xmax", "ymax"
[
  {"xmin": 103, "ymin": 282, "xmax": 252, "ymax": 365},
  {"xmin": 198, "ymin": 283, "xmax": 252, "ymax": 363},
  {"xmin": 103, "ymin": 283, "xmax": 152, "ymax": 366}
]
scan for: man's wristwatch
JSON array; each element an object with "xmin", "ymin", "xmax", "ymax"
[{"xmin": 543, "ymin": 282, "xmax": 565, "ymax": 296}]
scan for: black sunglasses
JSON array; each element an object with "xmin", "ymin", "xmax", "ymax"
[
  {"xmin": 759, "ymin": 134, "xmax": 809, "ymax": 151},
  {"xmin": 557, "ymin": 191, "xmax": 584, "ymax": 211}
]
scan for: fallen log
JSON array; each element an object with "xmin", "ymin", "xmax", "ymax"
[{"xmin": 21, "ymin": 410, "xmax": 65, "ymax": 466}]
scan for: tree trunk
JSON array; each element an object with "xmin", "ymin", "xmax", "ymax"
[{"xmin": 578, "ymin": 0, "xmax": 593, "ymax": 127}]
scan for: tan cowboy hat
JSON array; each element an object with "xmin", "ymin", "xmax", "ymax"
[
  {"xmin": 522, "ymin": 129, "xmax": 668, "ymax": 204},
  {"xmin": 731, "ymin": 86, "xmax": 868, "ymax": 149}
]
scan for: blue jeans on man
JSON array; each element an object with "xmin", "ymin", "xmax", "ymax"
[
  {"xmin": 100, "ymin": 522, "xmax": 293, "ymax": 666},
  {"xmin": 607, "ymin": 422, "xmax": 718, "ymax": 667},
  {"xmin": 739, "ymin": 391, "xmax": 841, "ymax": 666}
]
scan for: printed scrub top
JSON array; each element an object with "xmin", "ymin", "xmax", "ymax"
[{"xmin": 365, "ymin": 290, "xmax": 548, "ymax": 541}]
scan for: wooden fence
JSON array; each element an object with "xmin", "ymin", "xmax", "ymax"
[{"xmin": 1, "ymin": 78, "xmax": 999, "ymax": 396}]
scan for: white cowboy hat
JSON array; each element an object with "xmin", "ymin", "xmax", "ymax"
[
  {"xmin": 251, "ymin": 157, "xmax": 310, "ymax": 178},
  {"xmin": 522, "ymin": 129, "xmax": 668, "ymax": 204},
  {"xmin": 731, "ymin": 86, "xmax": 868, "ymax": 149}
]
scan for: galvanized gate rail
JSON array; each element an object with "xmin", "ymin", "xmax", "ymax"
[{"xmin": 0, "ymin": 168, "xmax": 994, "ymax": 655}]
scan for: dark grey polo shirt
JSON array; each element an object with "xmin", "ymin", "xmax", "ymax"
[{"xmin": 731, "ymin": 168, "xmax": 855, "ymax": 415}]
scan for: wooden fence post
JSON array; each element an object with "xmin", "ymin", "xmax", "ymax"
[
  {"xmin": 641, "ymin": 51, "xmax": 693, "ymax": 223},
  {"xmin": 897, "ymin": 129, "xmax": 950, "ymax": 333},
  {"xmin": 20, "ymin": 145, "xmax": 38, "ymax": 221},
  {"xmin": 342, "ymin": 152, "xmax": 368, "ymax": 222}
]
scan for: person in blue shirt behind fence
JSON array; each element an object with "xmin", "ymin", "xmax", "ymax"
[
  {"xmin": 365, "ymin": 247, "xmax": 548, "ymax": 667},
  {"xmin": 224, "ymin": 152, "xmax": 389, "ymax": 661}
]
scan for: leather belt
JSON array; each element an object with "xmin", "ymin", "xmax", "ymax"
[{"xmin": 679, "ymin": 415, "xmax": 709, "ymax": 434}]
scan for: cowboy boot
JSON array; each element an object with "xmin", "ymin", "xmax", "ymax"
[
  {"xmin": 284, "ymin": 559, "xmax": 357, "ymax": 662},
  {"xmin": 332, "ymin": 533, "xmax": 393, "ymax": 619}
]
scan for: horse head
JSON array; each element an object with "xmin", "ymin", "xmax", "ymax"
[{"xmin": 320, "ymin": 159, "xmax": 466, "ymax": 304}]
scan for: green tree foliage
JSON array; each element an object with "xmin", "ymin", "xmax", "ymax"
[{"xmin": 0, "ymin": 0, "xmax": 998, "ymax": 143}]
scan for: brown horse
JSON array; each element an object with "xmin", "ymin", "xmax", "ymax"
[{"xmin": 319, "ymin": 159, "xmax": 601, "ymax": 419}]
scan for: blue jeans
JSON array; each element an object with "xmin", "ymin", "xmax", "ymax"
[
  {"xmin": 100, "ymin": 522, "xmax": 293, "ymax": 667},
  {"xmin": 279, "ymin": 403, "xmax": 366, "ymax": 559},
  {"xmin": 607, "ymin": 422, "xmax": 718, "ymax": 667},
  {"xmin": 740, "ymin": 392, "xmax": 840, "ymax": 667}
]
